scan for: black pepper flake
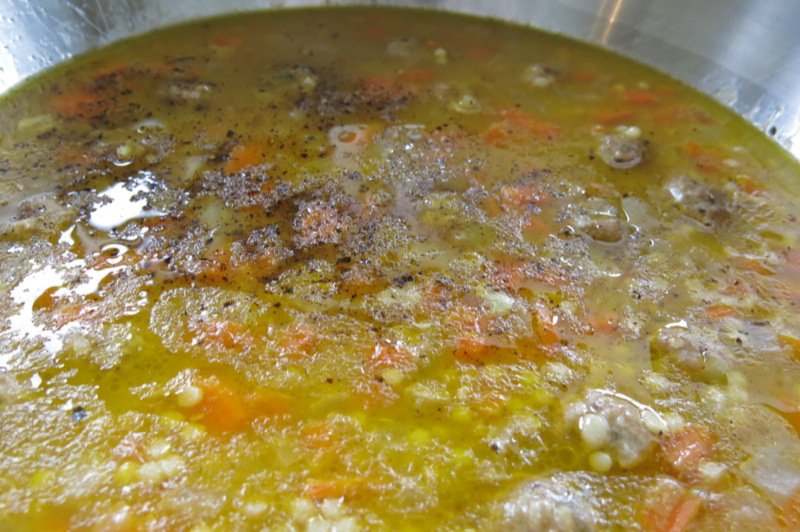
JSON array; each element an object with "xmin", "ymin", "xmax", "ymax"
[
  {"xmin": 71, "ymin": 406, "xmax": 88, "ymax": 422},
  {"xmin": 393, "ymin": 274, "xmax": 414, "ymax": 287}
]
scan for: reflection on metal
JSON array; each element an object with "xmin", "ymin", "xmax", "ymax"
[{"xmin": 0, "ymin": 0, "xmax": 799, "ymax": 158}]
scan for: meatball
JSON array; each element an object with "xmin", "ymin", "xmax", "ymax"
[
  {"xmin": 650, "ymin": 326, "xmax": 729, "ymax": 383},
  {"xmin": 501, "ymin": 478, "xmax": 597, "ymax": 532},
  {"xmin": 565, "ymin": 389, "xmax": 659, "ymax": 468}
]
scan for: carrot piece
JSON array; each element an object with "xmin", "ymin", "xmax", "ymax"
[
  {"xmin": 453, "ymin": 336, "xmax": 494, "ymax": 365},
  {"xmin": 483, "ymin": 125, "xmax": 509, "ymax": 146},
  {"xmin": 47, "ymin": 303, "xmax": 102, "ymax": 329},
  {"xmin": 596, "ymin": 109, "xmax": 634, "ymax": 125},
  {"xmin": 532, "ymin": 305, "xmax": 560, "ymax": 346},
  {"xmin": 52, "ymin": 89, "xmax": 108, "ymax": 119},
  {"xmin": 277, "ymin": 323, "xmax": 317, "ymax": 358},
  {"xmin": 653, "ymin": 104, "xmax": 714, "ymax": 126},
  {"xmin": 249, "ymin": 389, "xmax": 293, "ymax": 419},
  {"xmin": 499, "ymin": 108, "xmax": 560, "ymax": 139},
  {"xmin": 642, "ymin": 489, "xmax": 702, "ymax": 532},
  {"xmin": 683, "ymin": 141, "xmax": 723, "ymax": 173},
  {"xmin": 195, "ymin": 377, "xmax": 249, "ymax": 435},
  {"xmin": 778, "ymin": 409, "xmax": 800, "ymax": 435},
  {"xmin": 781, "ymin": 488, "xmax": 800, "ymax": 528},
  {"xmin": 704, "ymin": 303, "xmax": 736, "ymax": 320},
  {"xmin": 734, "ymin": 257, "xmax": 775, "ymax": 276},
  {"xmin": 779, "ymin": 334, "xmax": 800, "ymax": 361},
  {"xmin": 524, "ymin": 215, "xmax": 552, "ymax": 237},
  {"xmin": 91, "ymin": 62, "xmax": 131, "ymax": 81},
  {"xmin": 786, "ymin": 248, "xmax": 800, "ymax": 267},
  {"xmin": 224, "ymin": 142, "xmax": 267, "ymax": 174},
  {"xmin": 360, "ymin": 75, "xmax": 402, "ymax": 97},
  {"xmin": 499, "ymin": 185, "xmax": 546, "ymax": 209},
  {"xmin": 305, "ymin": 478, "xmax": 369, "ymax": 500},
  {"xmin": 465, "ymin": 44, "xmax": 495, "ymax": 62},
  {"xmin": 370, "ymin": 341, "xmax": 414, "ymax": 371},
  {"xmin": 186, "ymin": 377, "xmax": 292, "ymax": 435},
  {"xmin": 623, "ymin": 89, "xmax": 659, "ymax": 106},
  {"xmin": 587, "ymin": 311, "xmax": 619, "ymax": 335},
  {"xmin": 196, "ymin": 319, "xmax": 250, "ymax": 350},
  {"xmin": 661, "ymin": 425, "xmax": 714, "ymax": 476},
  {"xmin": 734, "ymin": 175, "xmax": 762, "ymax": 194},
  {"xmin": 571, "ymin": 70, "xmax": 597, "ymax": 82},
  {"xmin": 400, "ymin": 68, "xmax": 435, "ymax": 83},
  {"xmin": 32, "ymin": 287, "xmax": 58, "ymax": 313},
  {"xmin": 664, "ymin": 494, "xmax": 702, "ymax": 532}
]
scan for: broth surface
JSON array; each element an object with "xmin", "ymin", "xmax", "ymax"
[{"xmin": 1, "ymin": 7, "xmax": 800, "ymax": 531}]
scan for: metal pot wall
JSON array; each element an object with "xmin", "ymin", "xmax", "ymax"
[{"xmin": 1, "ymin": 0, "xmax": 799, "ymax": 158}]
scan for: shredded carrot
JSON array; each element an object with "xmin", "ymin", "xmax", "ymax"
[
  {"xmin": 483, "ymin": 125, "xmax": 509, "ymax": 146},
  {"xmin": 305, "ymin": 478, "xmax": 369, "ymax": 500},
  {"xmin": 596, "ymin": 109, "xmax": 634, "ymax": 125},
  {"xmin": 210, "ymin": 34, "xmax": 242, "ymax": 49},
  {"xmin": 661, "ymin": 425, "xmax": 714, "ymax": 477},
  {"xmin": 47, "ymin": 303, "xmax": 102, "ymax": 329},
  {"xmin": 786, "ymin": 248, "xmax": 800, "ymax": 267},
  {"xmin": 779, "ymin": 334, "xmax": 800, "ymax": 361},
  {"xmin": 734, "ymin": 175, "xmax": 762, "ymax": 194},
  {"xmin": 704, "ymin": 303, "xmax": 736, "ymax": 320},
  {"xmin": 780, "ymin": 488, "xmax": 800, "ymax": 528},
  {"xmin": 721, "ymin": 279, "xmax": 753, "ymax": 297},
  {"xmin": 683, "ymin": 141, "xmax": 724, "ymax": 173},
  {"xmin": 734, "ymin": 257, "xmax": 775, "ymax": 276},
  {"xmin": 663, "ymin": 494, "xmax": 702, "ymax": 532},
  {"xmin": 623, "ymin": 89, "xmax": 659, "ymax": 106},
  {"xmin": 499, "ymin": 108, "xmax": 561, "ymax": 139},
  {"xmin": 653, "ymin": 104, "xmax": 714, "ymax": 125},
  {"xmin": 642, "ymin": 489, "xmax": 702, "ymax": 532},
  {"xmin": 52, "ymin": 89, "xmax": 108, "ymax": 119}
]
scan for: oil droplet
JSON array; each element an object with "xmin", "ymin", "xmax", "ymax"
[{"xmin": 89, "ymin": 172, "xmax": 166, "ymax": 231}]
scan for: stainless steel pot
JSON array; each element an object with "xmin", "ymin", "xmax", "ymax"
[{"xmin": 1, "ymin": 0, "xmax": 799, "ymax": 159}]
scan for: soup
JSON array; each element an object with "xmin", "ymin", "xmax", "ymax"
[{"xmin": 1, "ymin": 6, "xmax": 799, "ymax": 531}]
